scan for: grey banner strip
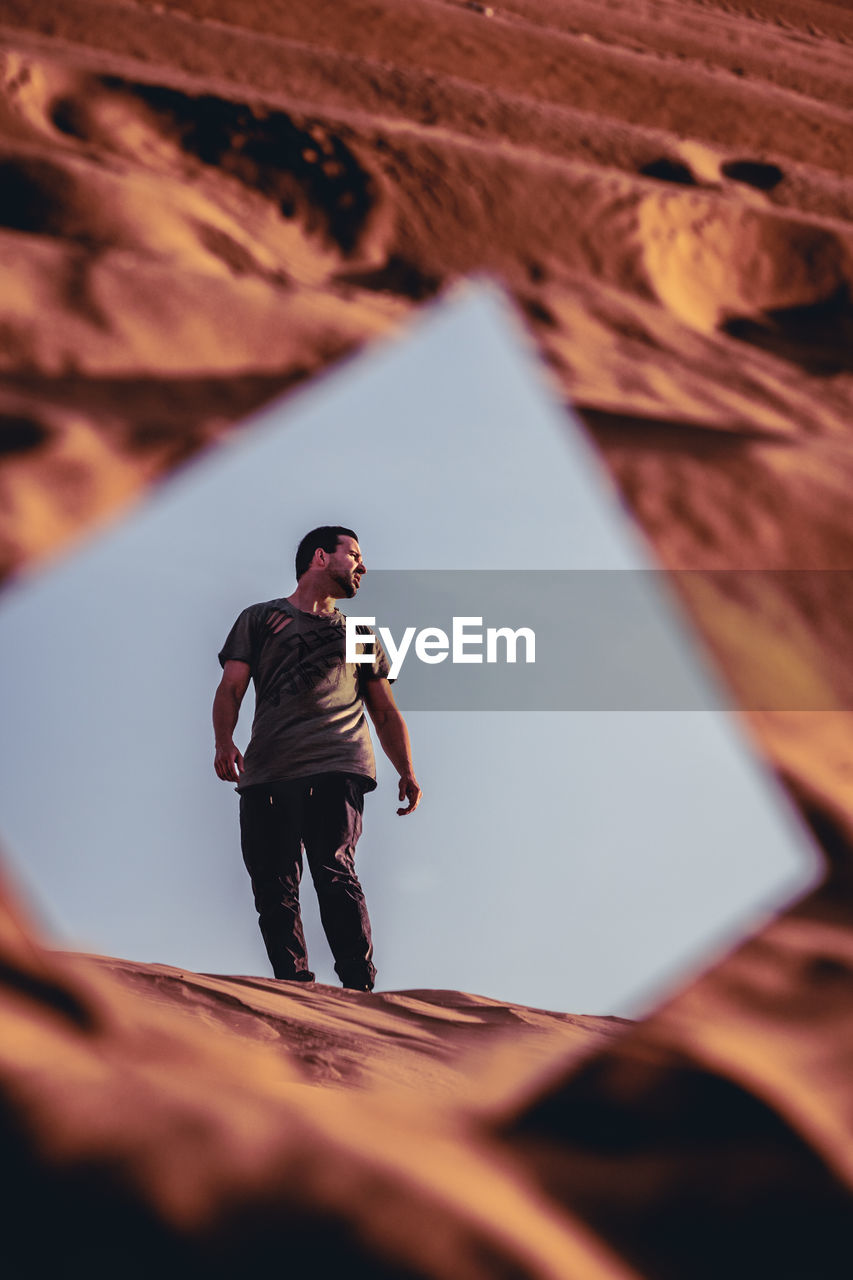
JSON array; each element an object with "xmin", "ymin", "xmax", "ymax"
[{"xmin": 344, "ymin": 571, "xmax": 852, "ymax": 711}]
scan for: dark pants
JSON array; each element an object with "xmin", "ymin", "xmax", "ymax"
[{"xmin": 239, "ymin": 774, "xmax": 376, "ymax": 989}]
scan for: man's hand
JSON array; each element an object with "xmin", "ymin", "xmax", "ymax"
[
  {"xmin": 397, "ymin": 772, "xmax": 422, "ymax": 816},
  {"xmin": 214, "ymin": 741, "xmax": 245, "ymax": 782},
  {"xmin": 213, "ymin": 661, "xmax": 251, "ymax": 782},
  {"xmin": 363, "ymin": 679, "xmax": 422, "ymax": 816}
]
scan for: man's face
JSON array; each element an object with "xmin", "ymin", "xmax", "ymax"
[{"xmin": 325, "ymin": 536, "xmax": 366, "ymax": 598}]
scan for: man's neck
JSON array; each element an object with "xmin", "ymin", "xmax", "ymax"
[{"xmin": 285, "ymin": 581, "xmax": 337, "ymax": 617}]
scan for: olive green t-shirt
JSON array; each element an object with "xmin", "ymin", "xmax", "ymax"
[{"xmin": 218, "ymin": 598, "xmax": 391, "ymax": 791}]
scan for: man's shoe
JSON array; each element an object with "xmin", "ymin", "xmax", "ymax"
[
  {"xmin": 277, "ymin": 970, "xmax": 316, "ymax": 983},
  {"xmin": 342, "ymin": 981, "xmax": 373, "ymax": 992}
]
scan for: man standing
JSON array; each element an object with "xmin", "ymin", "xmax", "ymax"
[{"xmin": 213, "ymin": 526, "xmax": 421, "ymax": 991}]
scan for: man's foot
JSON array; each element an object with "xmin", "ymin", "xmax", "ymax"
[
  {"xmin": 276, "ymin": 970, "xmax": 316, "ymax": 983},
  {"xmin": 337, "ymin": 961, "xmax": 377, "ymax": 991}
]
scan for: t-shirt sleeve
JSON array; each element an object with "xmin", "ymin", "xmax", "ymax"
[{"xmin": 218, "ymin": 607, "xmax": 259, "ymax": 670}]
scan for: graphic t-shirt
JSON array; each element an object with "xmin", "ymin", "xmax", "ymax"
[{"xmin": 218, "ymin": 598, "xmax": 391, "ymax": 791}]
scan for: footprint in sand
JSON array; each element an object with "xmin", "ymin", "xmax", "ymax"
[
  {"xmin": 2, "ymin": 56, "xmax": 393, "ymax": 288},
  {"xmin": 721, "ymin": 159, "xmax": 785, "ymax": 191},
  {"xmin": 639, "ymin": 157, "xmax": 699, "ymax": 187},
  {"xmin": 640, "ymin": 145, "xmax": 784, "ymax": 197},
  {"xmin": 639, "ymin": 189, "xmax": 851, "ymax": 335},
  {"xmin": 0, "ymin": 414, "xmax": 51, "ymax": 457}
]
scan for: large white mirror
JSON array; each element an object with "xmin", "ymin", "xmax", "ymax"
[{"xmin": 0, "ymin": 285, "xmax": 820, "ymax": 1015}]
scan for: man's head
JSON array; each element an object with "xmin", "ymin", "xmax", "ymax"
[{"xmin": 295, "ymin": 526, "xmax": 365, "ymax": 598}]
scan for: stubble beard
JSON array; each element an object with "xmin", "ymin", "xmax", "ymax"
[{"xmin": 330, "ymin": 569, "xmax": 358, "ymax": 598}]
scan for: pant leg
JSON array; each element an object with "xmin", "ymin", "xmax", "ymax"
[
  {"xmin": 302, "ymin": 775, "xmax": 376, "ymax": 989},
  {"xmin": 239, "ymin": 781, "xmax": 315, "ymax": 980}
]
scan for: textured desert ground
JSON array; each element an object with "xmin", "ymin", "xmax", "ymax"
[{"xmin": 3, "ymin": 0, "xmax": 853, "ymax": 1275}]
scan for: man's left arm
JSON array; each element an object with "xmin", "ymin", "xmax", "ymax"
[{"xmin": 363, "ymin": 678, "xmax": 422, "ymax": 816}]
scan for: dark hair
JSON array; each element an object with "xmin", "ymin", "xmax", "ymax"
[{"xmin": 295, "ymin": 526, "xmax": 359, "ymax": 579}]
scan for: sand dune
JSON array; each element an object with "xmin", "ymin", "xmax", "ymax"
[
  {"xmin": 4, "ymin": 0, "xmax": 853, "ymax": 1273},
  {"xmin": 77, "ymin": 951, "xmax": 626, "ymax": 1096}
]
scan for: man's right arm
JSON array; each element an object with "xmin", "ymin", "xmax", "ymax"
[{"xmin": 213, "ymin": 660, "xmax": 251, "ymax": 781}]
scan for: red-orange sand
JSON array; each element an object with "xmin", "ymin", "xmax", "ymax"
[{"xmin": 3, "ymin": 1, "xmax": 853, "ymax": 1274}]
